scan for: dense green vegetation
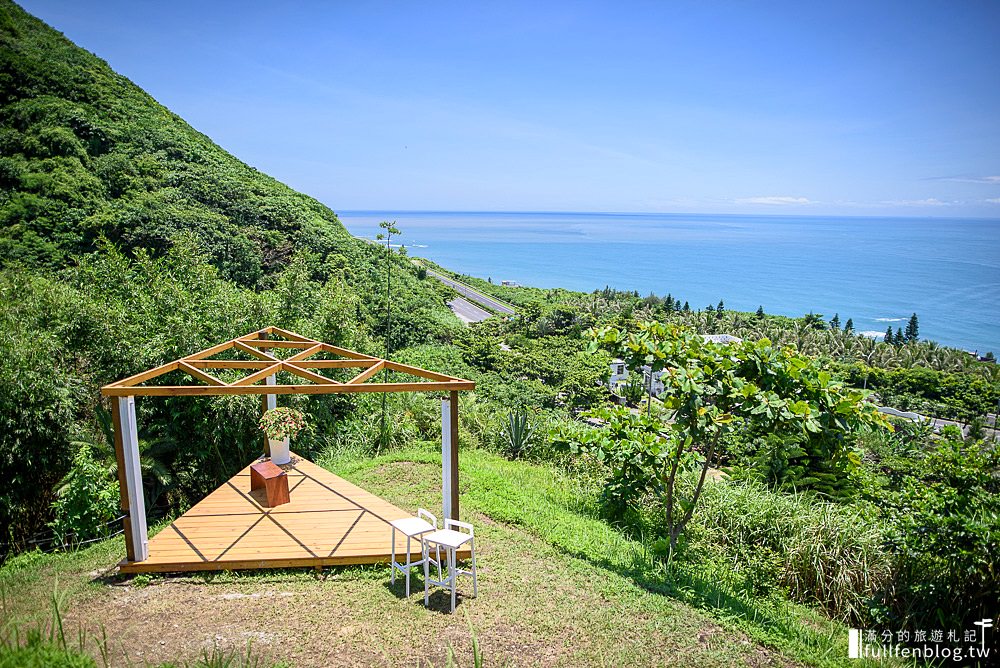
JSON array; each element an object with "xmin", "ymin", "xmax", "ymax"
[
  {"xmin": 1, "ymin": 2, "xmax": 996, "ymax": 665},
  {"xmin": 0, "ymin": 0, "xmax": 461, "ymax": 551},
  {"xmin": 2, "ymin": 0, "xmax": 340, "ymax": 281},
  {"xmin": 448, "ymin": 270, "xmax": 1000, "ymax": 423},
  {"xmin": 430, "ymin": 267, "xmax": 999, "ymax": 632}
]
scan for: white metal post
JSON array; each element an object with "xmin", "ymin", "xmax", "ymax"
[
  {"xmin": 265, "ymin": 374, "xmax": 277, "ymax": 411},
  {"xmin": 118, "ymin": 396, "xmax": 148, "ymax": 561},
  {"xmin": 441, "ymin": 397, "xmax": 453, "ymax": 520}
]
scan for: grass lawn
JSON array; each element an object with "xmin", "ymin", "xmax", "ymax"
[{"xmin": 1, "ymin": 445, "xmax": 883, "ymax": 667}]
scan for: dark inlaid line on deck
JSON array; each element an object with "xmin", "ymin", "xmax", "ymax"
[
  {"xmin": 328, "ymin": 510, "xmax": 366, "ymax": 557},
  {"xmin": 292, "ymin": 465, "xmax": 395, "ymax": 524},
  {"xmin": 264, "ymin": 512, "xmax": 320, "ymax": 559},
  {"xmin": 225, "ymin": 480, "xmax": 267, "ymax": 513},
  {"xmin": 170, "ymin": 523, "xmax": 209, "ymax": 562},
  {"xmin": 212, "ymin": 514, "xmax": 269, "ymax": 561}
]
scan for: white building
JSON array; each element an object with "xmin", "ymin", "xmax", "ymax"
[
  {"xmin": 607, "ymin": 359, "xmax": 665, "ymax": 396},
  {"xmin": 607, "ymin": 334, "xmax": 743, "ymax": 397},
  {"xmin": 609, "ymin": 359, "xmax": 629, "ymax": 386},
  {"xmin": 701, "ymin": 334, "xmax": 743, "ymax": 345}
]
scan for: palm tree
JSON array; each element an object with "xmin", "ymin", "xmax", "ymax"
[
  {"xmin": 73, "ymin": 405, "xmax": 177, "ymax": 511},
  {"xmin": 852, "ymin": 336, "xmax": 879, "ymax": 389}
]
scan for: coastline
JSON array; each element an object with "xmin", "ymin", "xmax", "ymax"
[{"xmin": 342, "ymin": 211, "xmax": 1000, "ymax": 355}]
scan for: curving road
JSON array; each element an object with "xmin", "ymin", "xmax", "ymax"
[
  {"xmin": 448, "ymin": 297, "xmax": 493, "ymax": 323},
  {"xmin": 424, "ymin": 268, "xmax": 516, "ymax": 316}
]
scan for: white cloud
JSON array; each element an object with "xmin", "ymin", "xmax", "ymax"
[
  {"xmin": 736, "ymin": 196, "xmax": 812, "ymax": 205},
  {"xmin": 929, "ymin": 175, "xmax": 1000, "ymax": 185},
  {"xmin": 881, "ymin": 198, "xmax": 951, "ymax": 207},
  {"xmin": 986, "ymin": 198, "xmax": 1000, "ymax": 204}
]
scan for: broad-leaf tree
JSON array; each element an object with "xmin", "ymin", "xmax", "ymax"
[{"xmin": 560, "ymin": 321, "xmax": 889, "ymax": 558}]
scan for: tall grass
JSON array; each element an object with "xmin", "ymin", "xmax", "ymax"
[
  {"xmin": 0, "ymin": 585, "xmax": 108, "ymax": 668},
  {"xmin": 693, "ymin": 480, "xmax": 890, "ymax": 623}
]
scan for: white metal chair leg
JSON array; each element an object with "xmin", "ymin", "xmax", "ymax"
[
  {"xmin": 390, "ymin": 526, "xmax": 396, "ymax": 585},
  {"xmin": 470, "ymin": 537, "xmax": 478, "ymax": 597},
  {"xmin": 449, "ymin": 548, "xmax": 457, "ymax": 613},
  {"xmin": 405, "ymin": 535, "xmax": 412, "ymax": 597},
  {"xmin": 423, "ymin": 541, "xmax": 430, "ymax": 606}
]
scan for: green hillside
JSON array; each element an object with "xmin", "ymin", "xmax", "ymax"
[
  {"xmin": 1, "ymin": 0, "xmax": 349, "ymax": 282},
  {"xmin": 0, "ymin": 0, "xmax": 460, "ymax": 551},
  {"xmin": 0, "ymin": 0, "xmax": 456, "ymax": 340}
]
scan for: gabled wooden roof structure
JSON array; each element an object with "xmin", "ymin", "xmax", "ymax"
[
  {"xmin": 101, "ymin": 326, "xmax": 474, "ymax": 397},
  {"xmin": 102, "ymin": 327, "xmax": 473, "ymax": 573}
]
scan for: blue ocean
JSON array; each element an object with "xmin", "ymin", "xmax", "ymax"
[{"xmin": 338, "ymin": 211, "xmax": 1000, "ymax": 354}]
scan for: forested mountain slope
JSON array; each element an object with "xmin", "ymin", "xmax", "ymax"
[
  {"xmin": 0, "ymin": 0, "xmax": 460, "ymax": 551},
  {"xmin": 0, "ymin": 0, "xmax": 353, "ymax": 283}
]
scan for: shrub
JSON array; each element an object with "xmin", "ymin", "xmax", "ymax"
[
  {"xmin": 258, "ymin": 407, "xmax": 308, "ymax": 441},
  {"xmin": 693, "ymin": 479, "xmax": 891, "ymax": 623},
  {"xmin": 873, "ymin": 438, "xmax": 1000, "ymax": 629},
  {"xmin": 48, "ymin": 446, "xmax": 118, "ymax": 548},
  {"xmin": 0, "ymin": 286, "xmax": 88, "ymax": 552}
]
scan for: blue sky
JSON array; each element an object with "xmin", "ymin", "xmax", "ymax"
[{"xmin": 19, "ymin": 0, "xmax": 1000, "ymax": 216}]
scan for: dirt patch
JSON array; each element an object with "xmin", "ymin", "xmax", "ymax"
[{"xmin": 69, "ymin": 580, "xmax": 389, "ymax": 667}]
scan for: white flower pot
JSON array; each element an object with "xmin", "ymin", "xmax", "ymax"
[{"xmin": 268, "ymin": 437, "xmax": 291, "ymax": 465}]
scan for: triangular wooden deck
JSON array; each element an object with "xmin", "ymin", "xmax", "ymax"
[{"xmin": 118, "ymin": 454, "xmax": 465, "ymax": 574}]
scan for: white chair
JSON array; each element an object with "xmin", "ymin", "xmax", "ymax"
[
  {"xmin": 389, "ymin": 508, "xmax": 439, "ymax": 597},
  {"xmin": 422, "ymin": 518, "xmax": 478, "ymax": 613}
]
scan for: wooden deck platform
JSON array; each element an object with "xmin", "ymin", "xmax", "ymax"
[{"xmin": 119, "ymin": 454, "xmax": 466, "ymax": 574}]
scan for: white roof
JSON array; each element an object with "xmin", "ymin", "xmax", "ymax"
[{"xmin": 701, "ymin": 334, "xmax": 743, "ymax": 344}]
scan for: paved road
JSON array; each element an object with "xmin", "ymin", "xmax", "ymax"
[
  {"xmin": 424, "ymin": 268, "xmax": 516, "ymax": 315},
  {"xmin": 354, "ymin": 236, "xmax": 516, "ymax": 318},
  {"xmin": 447, "ymin": 297, "xmax": 493, "ymax": 324},
  {"xmin": 878, "ymin": 405, "xmax": 999, "ymax": 441}
]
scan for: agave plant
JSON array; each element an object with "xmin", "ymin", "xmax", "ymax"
[{"xmin": 503, "ymin": 408, "xmax": 534, "ymax": 459}]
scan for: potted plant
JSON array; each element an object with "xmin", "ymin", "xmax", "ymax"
[{"xmin": 258, "ymin": 407, "xmax": 308, "ymax": 465}]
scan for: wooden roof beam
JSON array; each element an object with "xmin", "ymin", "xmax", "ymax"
[
  {"xmin": 291, "ymin": 359, "xmax": 376, "ymax": 369},
  {"xmin": 229, "ymin": 363, "xmax": 282, "ymax": 387},
  {"xmin": 106, "ymin": 360, "xmax": 180, "ymax": 388},
  {"xmin": 384, "ymin": 360, "xmax": 468, "ymax": 383},
  {"xmin": 239, "ymin": 340, "xmax": 315, "ymax": 349},
  {"xmin": 282, "ymin": 362, "xmax": 340, "ymax": 385},
  {"xmin": 233, "ymin": 340, "xmax": 280, "ymax": 361},
  {"xmin": 321, "ymin": 343, "xmax": 379, "ymax": 361},
  {"xmin": 286, "ymin": 344, "xmax": 324, "ymax": 362},
  {"xmin": 185, "ymin": 339, "xmax": 239, "ymax": 361},
  {"xmin": 346, "ymin": 361, "xmax": 384, "ymax": 385},
  {"xmin": 267, "ymin": 327, "xmax": 317, "ymax": 343},
  {"xmin": 185, "ymin": 360, "xmax": 275, "ymax": 369},
  {"xmin": 99, "ymin": 328, "xmax": 474, "ymax": 396},
  {"xmin": 178, "ymin": 362, "xmax": 226, "ymax": 386},
  {"xmin": 102, "ymin": 380, "xmax": 476, "ymax": 397}
]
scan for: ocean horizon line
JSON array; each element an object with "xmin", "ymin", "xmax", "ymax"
[
  {"xmin": 336, "ymin": 208, "xmax": 1000, "ymax": 223},
  {"xmin": 338, "ymin": 210, "xmax": 999, "ymax": 353}
]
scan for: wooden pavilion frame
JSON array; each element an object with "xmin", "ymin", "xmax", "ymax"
[{"xmin": 101, "ymin": 326, "xmax": 474, "ymax": 568}]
